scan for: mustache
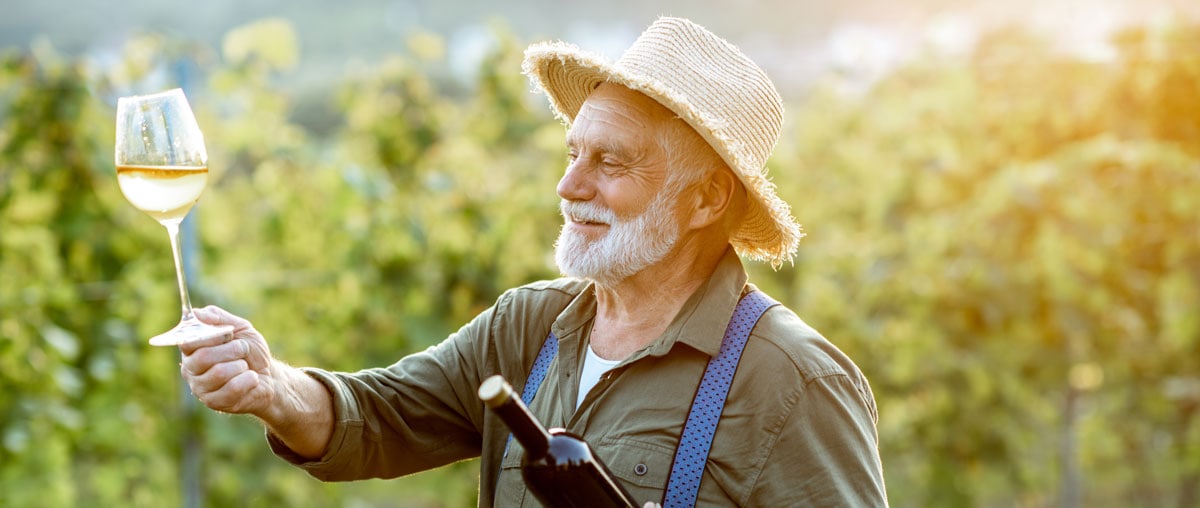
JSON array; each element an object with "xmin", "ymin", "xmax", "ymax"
[{"xmin": 560, "ymin": 200, "xmax": 617, "ymax": 224}]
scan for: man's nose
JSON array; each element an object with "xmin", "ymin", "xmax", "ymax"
[{"xmin": 556, "ymin": 161, "xmax": 595, "ymax": 202}]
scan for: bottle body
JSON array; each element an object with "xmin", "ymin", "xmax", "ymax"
[
  {"xmin": 522, "ymin": 429, "xmax": 637, "ymax": 508},
  {"xmin": 479, "ymin": 375, "xmax": 637, "ymax": 508}
]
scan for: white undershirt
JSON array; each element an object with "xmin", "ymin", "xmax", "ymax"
[{"xmin": 577, "ymin": 345, "xmax": 621, "ymax": 408}]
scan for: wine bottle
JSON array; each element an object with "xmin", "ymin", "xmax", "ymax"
[{"xmin": 479, "ymin": 375, "xmax": 638, "ymax": 508}]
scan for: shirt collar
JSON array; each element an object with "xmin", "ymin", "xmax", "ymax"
[
  {"xmin": 651, "ymin": 247, "xmax": 748, "ymax": 358},
  {"xmin": 553, "ymin": 247, "xmax": 749, "ymax": 359}
]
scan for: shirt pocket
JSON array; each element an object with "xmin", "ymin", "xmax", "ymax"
[
  {"xmin": 496, "ymin": 443, "xmax": 530, "ymax": 506},
  {"xmin": 593, "ymin": 437, "xmax": 675, "ymax": 505}
]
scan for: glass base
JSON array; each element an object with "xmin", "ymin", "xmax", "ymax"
[{"xmin": 149, "ymin": 316, "xmax": 235, "ymax": 347}]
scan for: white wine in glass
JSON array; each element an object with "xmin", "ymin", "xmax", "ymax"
[{"xmin": 115, "ymin": 88, "xmax": 233, "ymax": 346}]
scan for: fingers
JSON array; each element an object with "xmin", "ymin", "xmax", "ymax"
[
  {"xmin": 200, "ymin": 369, "xmax": 259, "ymax": 411},
  {"xmin": 180, "ymin": 336, "xmax": 256, "ymax": 414},
  {"xmin": 177, "ymin": 307, "xmax": 274, "ymax": 416},
  {"xmin": 181, "ymin": 339, "xmax": 248, "ymax": 376},
  {"xmin": 177, "ymin": 329, "xmax": 232, "ymax": 356},
  {"xmin": 182, "ymin": 357, "xmax": 260, "ymax": 414},
  {"xmin": 193, "ymin": 305, "xmax": 252, "ymax": 330},
  {"xmin": 202, "ymin": 358, "xmax": 250, "ymax": 383}
]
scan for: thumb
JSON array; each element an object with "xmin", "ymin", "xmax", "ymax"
[{"xmin": 194, "ymin": 305, "xmax": 251, "ymax": 330}]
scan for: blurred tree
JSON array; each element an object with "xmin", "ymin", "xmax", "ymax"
[
  {"xmin": 0, "ymin": 41, "xmax": 185, "ymax": 507},
  {"xmin": 756, "ymin": 23, "xmax": 1200, "ymax": 508}
]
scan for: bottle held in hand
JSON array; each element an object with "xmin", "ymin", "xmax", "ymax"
[{"xmin": 479, "ymin": 375, "xmax": 638, "ymax": 508}]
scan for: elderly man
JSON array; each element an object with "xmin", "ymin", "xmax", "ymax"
[{"xmin": 181, "ymin": 17, "xmax": 887, "ymax": 506}]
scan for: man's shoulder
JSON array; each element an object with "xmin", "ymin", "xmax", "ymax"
[
  {"xmin": 503, "ymin": 277, "xmax": 590, "ymax": 303},
  {"xmin": 748, "ymin": 300, "xmax": 868, "ymax": 386},
  {"xmin": 489, "ymin": 277, "xmax": 590, "ymax": 321}
]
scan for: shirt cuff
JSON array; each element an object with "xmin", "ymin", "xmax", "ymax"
[{"xmin": 264, "ymin": 367, "xmax": 365, "ymax": 480}]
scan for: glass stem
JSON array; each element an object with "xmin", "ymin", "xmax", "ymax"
[{"xmin": 164, "ymin": 219, "xmax": 195, "ymax": 322}]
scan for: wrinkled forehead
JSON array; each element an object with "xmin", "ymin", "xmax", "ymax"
[
  {"xmin": 567, "ymin": 83, "xmax": 681, "ymax": 144},
  {"xmin": 571, "ymin": 83, "xmax": 676, "ymax": 129}
]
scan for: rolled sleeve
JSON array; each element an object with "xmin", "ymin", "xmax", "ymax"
[{"xmin": 266, "ymin": 368, "xmax": 369, "ymax": 480}]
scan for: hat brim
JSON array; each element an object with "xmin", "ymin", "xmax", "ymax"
[{"xmin": 523, "ymin": 42, "xmax": 802, "ymax": 266}]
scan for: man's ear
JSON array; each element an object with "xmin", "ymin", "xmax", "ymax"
[{"xmin": 687, "ymin": 166, "xmax": 737, "ymax": 230}]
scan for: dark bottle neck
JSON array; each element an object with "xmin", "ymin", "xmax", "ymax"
[{"xmin": 493, "ymin": 396, "xmax": 551, "ymax": 458}]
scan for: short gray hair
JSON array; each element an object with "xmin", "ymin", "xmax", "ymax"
[{"xmin": 656, "ymin": 117, "xmax": 726, "ymax": 197}]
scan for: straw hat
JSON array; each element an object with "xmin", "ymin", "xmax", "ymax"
[{"xmin": 522, "ymin": 16, "xmax": 802, "ymax": 266}]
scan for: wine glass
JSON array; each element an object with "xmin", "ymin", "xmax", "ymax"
[{"xmin": 115, "ymin": 88, "xmax": 233, "ymax": 346}]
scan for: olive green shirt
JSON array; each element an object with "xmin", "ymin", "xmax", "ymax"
[{"xmin": 269, "ymin": 249, "xmax": 887, "ymax": 506}]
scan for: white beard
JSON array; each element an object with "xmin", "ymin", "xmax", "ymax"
[{"xmin": 554, "ymin": 187, "xmax": 682, "ymax": 287}]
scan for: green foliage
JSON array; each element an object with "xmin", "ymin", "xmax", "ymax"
[
  {"xmin": 1, "ymin": 42, "xmax": 184, "ymax": 507},
  {"xmin": 2, "ymin": 16, "xmax": 1199, "ymax": 508},
  {"xmin": 750, "ymin": 22, "xmax": 1200, "ymax": 507}
]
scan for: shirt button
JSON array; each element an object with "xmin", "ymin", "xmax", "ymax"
[{"xmin": 634, "ymin": 463, "xmax": 648, "ymax": 476}]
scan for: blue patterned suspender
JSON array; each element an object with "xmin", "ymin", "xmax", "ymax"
[
  {"xmin": 503, "ymin": 331, "xmax": 560, "ymax": 455},
  {"xmin": 510, "ymin": 289, "xmax": 778, "ymax": 506},
  {"xmin": 520, "ymin": 331, "xmax": 560, "ymax": 409},
  {"xmin": 662, "ymin": 289, "xmax": 777, "ymax": 507}
]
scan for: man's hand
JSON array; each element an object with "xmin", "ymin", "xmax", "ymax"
[
  {"xmin": 180, "ymin": 305, "xmax": 334, "ymax": 459},
  {"xmin": 180, "ymin": 306, "xmax": 275, "ymax": 417}
]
